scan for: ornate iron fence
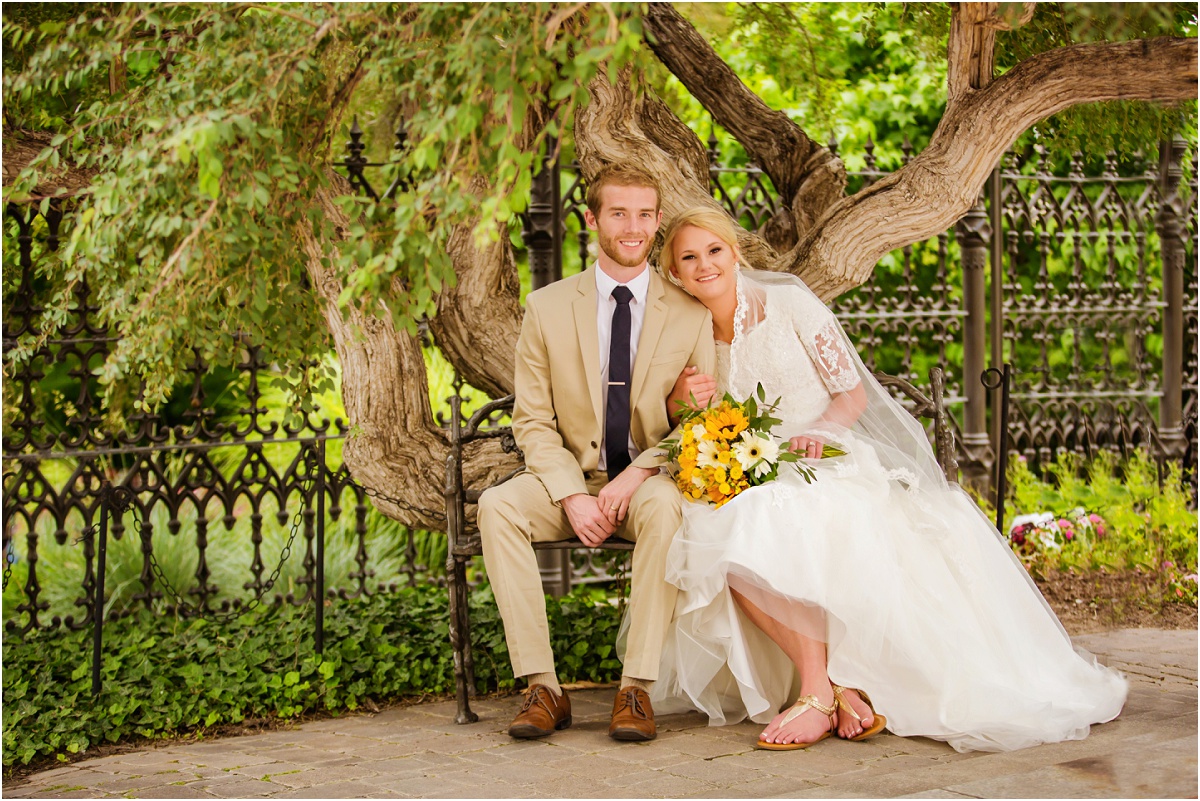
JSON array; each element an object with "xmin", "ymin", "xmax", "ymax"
[
  {"xmin": 4, "ymin": 126, "xmax": 1195, "ymax": 632},
  {"xmin": 992, "ymin": 142, "xmax": 1195, "ymax": 471}
]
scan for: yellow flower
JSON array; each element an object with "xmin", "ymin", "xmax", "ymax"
[
  {"xmin": 730, "ymin": 462, "xmax": 744, "ymax": 480},
  {"xmin": 706, "ymin": 404, "xmax": 750, "ymax": 441}
]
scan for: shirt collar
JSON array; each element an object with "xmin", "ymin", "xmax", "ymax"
[{"xmin": 594, "ymin": 263, "xmax": 650, "ymax": 304}]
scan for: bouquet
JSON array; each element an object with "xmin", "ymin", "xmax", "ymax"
[{"xmin": 662, "ymin": 384, "xmax": 845, "ymax": 508}]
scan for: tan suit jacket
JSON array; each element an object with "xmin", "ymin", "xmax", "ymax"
[{"xmin": 513, "ymin": 267, "xmax": 716, "ymax": 502}]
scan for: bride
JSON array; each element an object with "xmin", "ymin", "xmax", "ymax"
[{"xmin": 638, "ymin": 206, "xmax": 1127, "ymax": 753}]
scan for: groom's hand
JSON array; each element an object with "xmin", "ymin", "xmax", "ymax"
[
  {"xmin": 562, "ymin": 494, "xmax": 617, "ymax": 547},
  {"xmin": 667, "ymin": 366, "xmax": 717, "ymax": 420},
  {"xmin": 597, "ymin": 465, "xmax": 659, "ymax": 529}
]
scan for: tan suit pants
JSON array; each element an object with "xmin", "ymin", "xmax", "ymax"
[{"xmin": 478, "ymin": 470, "xmax": 681, "ymax": 680}]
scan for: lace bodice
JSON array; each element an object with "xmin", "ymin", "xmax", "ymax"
[{"xmin": 718, "ymin": 279, "xmax": 861, "ymax": 431}]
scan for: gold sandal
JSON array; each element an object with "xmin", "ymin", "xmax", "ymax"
[
  {"xmin": 832, "ymin": 685, "xmax": 887, "ymax": 741},
  {"xmin": 754, "ymin": 694, "xmax": 837, "ymax": 751}
]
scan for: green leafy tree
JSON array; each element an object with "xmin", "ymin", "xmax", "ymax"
[{"xmin": 4, "ymin": 3, "xmax": 1196, "ymax": 527}]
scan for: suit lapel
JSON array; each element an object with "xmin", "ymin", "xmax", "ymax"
[
  {"xmin": 630, "ymin": 271, "xmax": 668, "ymax": 411},
  {"xmin": 573, "ymin": 270, "xmax": 603, "ymax": 425}
]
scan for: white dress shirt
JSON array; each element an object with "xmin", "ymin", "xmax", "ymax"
[{"xmin": 595, "ymin": 264, "xmax": 649, "ymax": 472}]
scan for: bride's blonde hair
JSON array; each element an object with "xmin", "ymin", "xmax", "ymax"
[{"xmin": 659, "ymin": 206, "xmax": 741, "ymax": 279}]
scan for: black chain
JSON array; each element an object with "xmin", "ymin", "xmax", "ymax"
[
  {"xmin": 74, "ymin": 464, "xmax": 316, "ymax": 624},
  {"xmin": 147, "ymin": 470, "xmax": 314, "ymax": 623},
  {"xmin": 340, "ymin": 473, "xmax": 446, "ymax": 525}
]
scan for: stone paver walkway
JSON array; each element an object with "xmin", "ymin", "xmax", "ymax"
[{"xmin": 5, "ymin": 628, "xmax": 1195, "ymax": 799}]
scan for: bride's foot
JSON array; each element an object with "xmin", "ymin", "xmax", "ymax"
[
  {"xmin": 832, "ymin": 685, "xmax": 887, "ymax": 741},
  {"xmin": 757, "ymin": 686, "xmax": 836, "ymax": 749}
]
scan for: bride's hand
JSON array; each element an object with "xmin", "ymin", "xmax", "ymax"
[
  {"xmin": 788, "ymin": 434, "xmax": 825, "ymax": 459},
  {"xmin": 667, "ymin": 365, "xmax": 717, "ymax": 419}
]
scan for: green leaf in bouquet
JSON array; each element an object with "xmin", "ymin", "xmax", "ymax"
[
  {"xmin": 794, "ymin": 462, "xmax": 817, "ymax": 483},
  {"xmin": 821, "ymin": 444, "xmax": 848, "ymax": 458},
  {"xmin": 757, "ymin": 383, "xmax": 766, "ymax": 402}
]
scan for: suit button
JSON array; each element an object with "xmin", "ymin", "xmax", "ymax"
[{"xmin": 590, "ymin": 441, "xmax": 598, "ymax": 448}]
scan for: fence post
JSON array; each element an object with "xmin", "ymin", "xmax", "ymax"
[
  {"xmin": 315, "ymin": 440, "xmax": 326, "ymax": 655},
  {"xmin": 524, "ymin": 138, "xmax": 571, "ymax": 597},
  {"xmin": 956, "ymin": 193, "xmax": 995, "ymax": 494},
  {"xmin": 525, "ymin": 136, "xmax": 563, "ymax": 289},
  {"xmin": 982, "ymin": 364, "xmax": 1012, "ymax": 535},
  {"xmin": 91, "ymin": 484, "xmax": 112, "ymax": 697},
  {"xmin": 1156, "ymin": 136, "xmax": 1187, "ymax": 463}
]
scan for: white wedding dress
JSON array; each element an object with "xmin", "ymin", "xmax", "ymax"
[{"xmin": 648, "ymin": 273, "xmax": 1128, "ymax": 753}]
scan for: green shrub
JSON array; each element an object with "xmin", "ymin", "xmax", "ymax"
[{"xmin": 1, "ymin": 584, "xmax": 623, "ymax": 769}]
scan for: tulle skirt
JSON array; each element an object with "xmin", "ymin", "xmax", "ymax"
[{"xmin": 649, "ymin": 433, "xmax": 1128, "ymax": 753}]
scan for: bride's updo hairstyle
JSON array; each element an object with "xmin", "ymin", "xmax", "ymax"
[{"xmin": 659, "ymin": 206, "xmax": 741, "ymax": 279}]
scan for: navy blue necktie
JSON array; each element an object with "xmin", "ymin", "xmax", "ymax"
[{"xmin": 606, "ymin": 286, "xmax": 634, "ymax": 477}]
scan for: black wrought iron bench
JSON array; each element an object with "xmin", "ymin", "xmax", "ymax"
[{"xmin": 442, "ymin": 367, "xmax": 958, "ymax": 723}]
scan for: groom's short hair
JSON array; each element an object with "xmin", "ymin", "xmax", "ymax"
[{"xmin": 586, "ymin": 165, "xmax": 661, "ymax": 216}]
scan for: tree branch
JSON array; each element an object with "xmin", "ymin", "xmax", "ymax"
[
  {"xmin": 790, "ymin": 35, "xmax": 1198, "ymax": 300},
  {"xmin": 642, "ymin": 3, "xmax": 845, "ymax": 250},
  {"xmin": 946, "ymin": 2, "xmax": 1036, "ymax": 102}
]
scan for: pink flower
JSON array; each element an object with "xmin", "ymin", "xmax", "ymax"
[
  {"xmin": 1064, "ymin": 530, "xmax": 1073, "ymax": 541},
  {"xmin": 1057, "ymin": 519, "xmax": 1072, "ymax": 530},
  {"xmin": 1088, "ymin": 513, "xmax": 1102, "ymax": 525},
  {"xmin": 1095, "ymin": 524, "xmax": 1106, "ymax": 539},
  {"xmin": 1017, "ymin": 454, "xmax": 1027, "ymax": 463},
  {"xmin": 1164, "ymin": 561, "xmax": 1175, "ymax": 570},
  {"xmin": 1011, "ymin": 530, "xmax": 1027, "ymax": 546}
]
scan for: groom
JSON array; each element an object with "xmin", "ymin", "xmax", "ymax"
[{"xmin": 479, "ymin": 165, "xmax": 715, "ymax": 741}]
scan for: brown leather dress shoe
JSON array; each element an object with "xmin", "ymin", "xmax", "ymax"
[
  {"xmin": 609, "ymin": 686, "xmax": 656, "ymax": 741},
  {"xmin": 507, "ymin": 685, "xmax": 571, "ymax": 739}
]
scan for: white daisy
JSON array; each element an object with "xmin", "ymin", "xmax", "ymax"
[
  {"xmin": 733, "ymin": 432, "xmax": 779, "ymax": 478},
  {"xmin": 697, "ymin": 438, "xmax": 721, "ymax": 469}
]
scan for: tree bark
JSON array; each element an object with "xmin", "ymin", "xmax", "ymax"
[
  {"xmin": 946, "ymin": 2, "xmax": 1035, "ymax": 102},
  {"xmin": 428, "ymin": 215, "xmax": 522, "ymax": 400},
  {"xmin": 297, "ymin": 173, "xmax": 521, "ymax": 529},
  {"xmin": 2, "ymin": 129, "xmax": 95, "ymax": 200},
  {"xmin": 643, "ymin": 3, "xmax": 846, "ymax": 252}
]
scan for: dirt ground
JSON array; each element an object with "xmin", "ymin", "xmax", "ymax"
[{"xmin": 1035, "ymin": 568, "xmax": 1198, "ymax": 634}]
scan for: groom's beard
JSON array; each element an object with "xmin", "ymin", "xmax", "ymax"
[{"xmin": 598, "ymin": 229, "xmax": 652, "ymax": 268}]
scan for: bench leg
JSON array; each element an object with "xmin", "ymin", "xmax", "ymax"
[
  {"xmin": 461, "ymin": 564, "xmax": 477, "ymax": 699},
  {"xmin": 448, "ymin": 554, "xmax": 478, "ymax": 724}
]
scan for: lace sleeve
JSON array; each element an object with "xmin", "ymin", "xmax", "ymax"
[
  {"xmin": 785, "ymin": 286, "xmax": 862, "ymax": 395},
  {"xmin": 811, "ymin": 321, "xmax": 862, "ymax": 394}
]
